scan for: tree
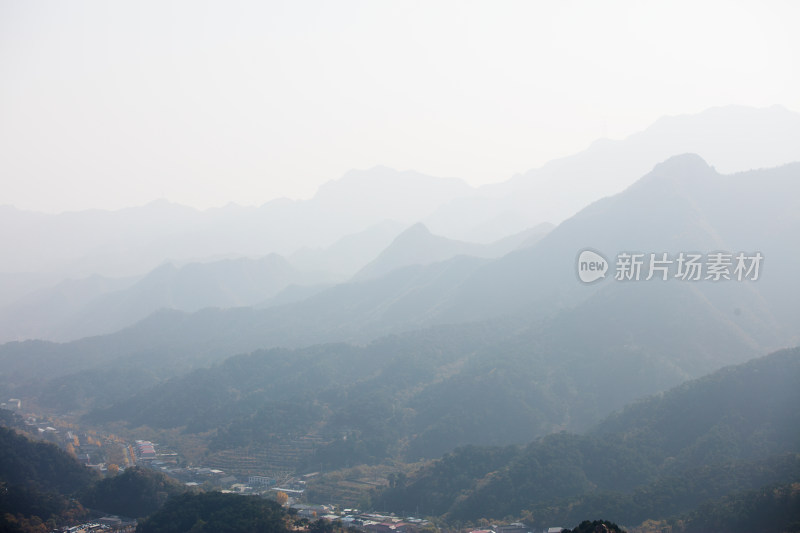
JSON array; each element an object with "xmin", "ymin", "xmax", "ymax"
[
  {"xmin": 309, "ymin": 519, "xmax": 334, "ymax": 533},
  {"xmin": 136, "ymin": 492, "xmax": 287, "ymax": 533},
  {"xmin": 564, "ymin": 520, "xmax": 625, "ymax": 533},
  {"xmin": 276, "ymin": 491, "xmax": 289, "ymax": 505}
]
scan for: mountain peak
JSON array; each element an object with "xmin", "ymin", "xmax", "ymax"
[
  {"xmin": 396, "ymin": 222, "xmax": 433, "ymax": 240},
  {"xmin": 352, "ymin": 223, "xmax": 471, "ymax": 281},
  {"xmin": 653, "ymin": 152, "xmax": 711, "ymax": 172},
  {"xmin": 635, "ymin": 153, "xmax": 716, "ymax": 190}
]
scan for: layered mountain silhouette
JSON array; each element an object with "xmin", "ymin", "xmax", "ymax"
[
  {"xmin": 0, "ymin": 223, "xmax": 550, "ymax": 343},
  {"xmin": 2, "ymin": 154, "xmax": 797, "ymax": 424},
  {"xmin": 288, "ymin": 220, "xmax": 405, "ymax": 279},
  {"xmin": 353, "ymin": 222, "xmax": 551, "ymax": 281},
  {"xmin": 440, "ymin": 154, "xmax": 800, "ymax": 343},
  {"xmin": 0, "ymin": 254, "xmax": 334, "ymax": 343},
  {"xmin": 0, "ymin": 168, "xmax": 473, "ymax": 293},
  {"xmin": 2, "ymin": 105, "xmax": 798, "ymax": 306},
  {"xmin": 425, "ymin": 104, "xmax": 800, "ymax": 241}
]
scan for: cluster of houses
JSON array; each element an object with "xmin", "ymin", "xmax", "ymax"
[
  {"xmin": 51, "ymin": 515, "xmax": 136, "ymax": 532},
  {"xmin": 291, "ymin": 506, "xmax": 432, "ymax": 533},
  {"xmin": 0, "ymin": 398, "xmax": 21, "ymax": 410},
  {"xmin": 468, "ymin": 526, "xmax": 566, "ymax": 533},
  {"xmin": 134, "ymin": 440, "xmax": 156, "ymax": 459}
]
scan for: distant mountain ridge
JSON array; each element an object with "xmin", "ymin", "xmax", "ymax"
[
  {"xmin": 353, "ymin": 222, "xmax": 551, "ymax": 281},
  {"xmin": 0, "ymin": 218, "xmax": 409, "ymax": 344},
  {"xmin": 2, "ymin": 105, "xmax": 798, "ymax": 305},
  {"xmin": 2, "ymin": 154, "xmax": 798, "ymax": 406},
  {"xmin": 288, "ymin": 220, "xmax": 406, "ymax": 279},
  {"xmin": 0, "ymin": 253, "xmax": 334, "ymax": 343},
  {"xmin": 438, "ymin": 154, "xmax": 800, "ymax": 343},
  {"xmin": 424, "ymin": 104, "xmax": 800, "ymax": 241},
  {"xmin": 0, "ymin": 167, "xmax": 473, "ymax": 300},
  {"xmin": 0, "ymin": 220, "xmax": 551, "ymax": 343}
]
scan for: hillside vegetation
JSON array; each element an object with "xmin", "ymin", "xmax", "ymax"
[{"xmin": 378, "ymin": 348, "xmax": 800, "ymax": 527}]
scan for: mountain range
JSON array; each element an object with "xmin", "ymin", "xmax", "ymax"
[
  {"xmin": 2, "ymin": 105, "xmax": 799, "ymax": 306},
  {"xmin": 0, "ymin": 222, "xmax": 550, "ymax": 343},
  {"xmin": 2, "ymin": 154, "xmax": 797, "ymax": 403}
]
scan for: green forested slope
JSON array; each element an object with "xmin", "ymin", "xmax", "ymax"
[{"xmin": 379, "ymin": 347, "xmax": 800, "ymax": 527}]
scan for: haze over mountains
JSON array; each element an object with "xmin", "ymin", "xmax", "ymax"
[
  {"xmin": 0, "ymin": 222, "xmax": 553, "ymax": 343},
  {"xmin": 0, "ymin": 105, "xmax": 798, "ymax": 360},
  {"xmin": 2, "ymin": 152, "xmax": 798, "ymax": 420},
  {"xmin": 1, "ymin": 104, "xmax": 799, "ymax": 531},
  {"xmin": 2, "ymin": 105, "xmax": 799, "ymax": 307},
  {"xmin": 424, "ymin": 104, "xmax": 800, "ymax": 240},
  {"xmin": 0, "ymin": 255, "xmax": 336, "ymax": 342},
  {"xmin": 353, "ymin": 222, "xmax": 552, "ymax": 282}
]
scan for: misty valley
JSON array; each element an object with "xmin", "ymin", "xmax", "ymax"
[{"xmin": 2, "ymin": 106, "xmax": 800, "ymax": 533}]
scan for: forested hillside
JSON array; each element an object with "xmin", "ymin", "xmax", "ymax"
[
  {"xmin": 136, "ymin": 492, "xmax": 287, "ymax": 533},
  {"xmin": 378, "ymin": 347, "xmax": 800, "ymax": 527},
  {"xmin": 85, "ymin": 279, "xmax": 769, "ymax": 469},
  {"xmin": 0, "ymin": 416, "xmax": 195, "ymax": 531},
  {"xmin": 0, "ymin": 425, "xmax": 97, "ymax": 531}
]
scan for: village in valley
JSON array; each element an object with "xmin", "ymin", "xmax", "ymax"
[
  {"xmin": 9, "ymin": 401, "xmax": 459, "ymax": 533},
  {"xmin": 10, "ymin": 400, "xmax": 575, "ymax": 533}
]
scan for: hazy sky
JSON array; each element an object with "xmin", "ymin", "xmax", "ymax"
[{"xmin": 1, "ymin": 0, "xmax": 798, "ymax": 213}]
